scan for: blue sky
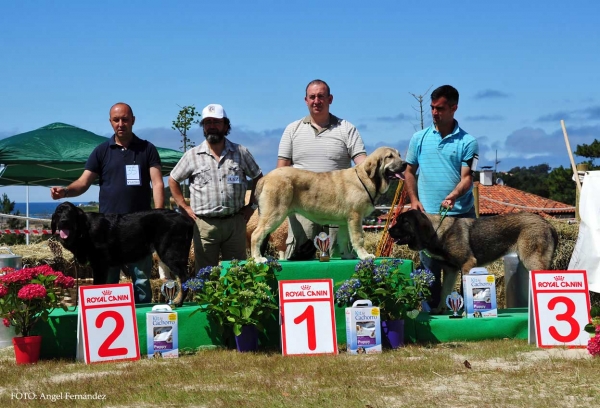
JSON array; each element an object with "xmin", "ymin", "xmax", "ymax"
[{"xmin": 1, "ymin": 0, "xmax": 599, "ymax": 203}]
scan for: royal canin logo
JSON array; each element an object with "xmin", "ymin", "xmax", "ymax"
[
  {"xmin": 301, "ymin": 284, "xmax": 311, "ymax": 290},
  {"xmin": 102, "ymin": 289, "xmax": 112, "ymax": 295}
]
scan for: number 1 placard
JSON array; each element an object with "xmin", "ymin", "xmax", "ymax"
[
  {"xmin": 529, "ymin": 270, "xmax": 591, "ymax": 348},
  {"xmin": 279, "ymin": 279, "xmax": 338, "ymax": 356},
  {"xmin": 77, "ymin": 283, "xmax": 140, "ymax": 363}
]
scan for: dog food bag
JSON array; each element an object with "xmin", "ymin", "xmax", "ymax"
[
  {"xmin": 463, "ymin": 268, "xmax": 498, "ymax": 318},
  {"xmin": 345, "ymin": 300, "xmax": 382, "ymax": 354},
  {"xmin": 147, "ymin": 306, "xmax": 179, "ymax": 358}
]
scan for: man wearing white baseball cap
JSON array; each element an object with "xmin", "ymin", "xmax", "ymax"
[{"xmin": 169, "ymin": 104, "xmax": 263, "ymax": 270}]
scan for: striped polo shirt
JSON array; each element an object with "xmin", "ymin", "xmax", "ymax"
[
  {"xmin": 278, "ymin": 114, "xmax": 366, "ymax": 172},
  {"xmin": 170, "ymin": 138, "xmax": 261, "ymax": 216},
  {"xmin": 406, "ymin": 121, "xmax": 478, "ymax": 215}
]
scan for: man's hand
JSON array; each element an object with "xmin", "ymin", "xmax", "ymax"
[
  {"xmin": 410, "ymin": 200, "xmax": 425, "ymax": 212},
  {"xmin": 441, "ymin": 197, "xmax": 455, "ymax": 210},
  {"xmin": 180, "ymin": 205, "xmax": 197, "ymax": 220},
  {"xmin": 50, "ymin": 187, "xmax": 67, "ymax": 200}
]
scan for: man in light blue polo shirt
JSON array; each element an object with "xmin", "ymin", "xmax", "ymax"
[{"xmin": 404, "ymin": 85, "xmax": 479, "ymax": 311}]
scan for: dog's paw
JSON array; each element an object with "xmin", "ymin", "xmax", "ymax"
[
  {"xmin": 357, "ymin": 253, "xmax": 376, "ymax": 260},
  {"xmin": 254, "ymin": 256, "xmax": 268, "ymax": 264}
]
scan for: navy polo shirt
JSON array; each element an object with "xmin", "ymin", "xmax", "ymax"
[{"xmin": 85, "ymin": 134, "xmax": 162, "ymax": 214}]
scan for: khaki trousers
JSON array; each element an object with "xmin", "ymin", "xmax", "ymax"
[{"xmin": 193, "ymin": 213, "xmax": 247, "ymax": 272}]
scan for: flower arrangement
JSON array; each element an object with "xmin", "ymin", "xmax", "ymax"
[
  {"xmin": 0, "ymin": 265, "xmax": 75, "ymax": 337},
  {"xmin": 587, "ymin": 324, "xmax": 600, "ymax": 357},
  {"xmin": 335, "ymin": 259, "xmax": 435, "ymax": 321},
  {"xmin": 184, "ymin": 258, "xmax": 281, "ymax": 337}
]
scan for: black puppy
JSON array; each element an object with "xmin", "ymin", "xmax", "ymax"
[{"xmin": 51, "ymin": 201, "xmax": 194, "ymax": 305}]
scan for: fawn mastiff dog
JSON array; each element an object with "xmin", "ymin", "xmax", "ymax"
[
  {"xmin": 388, "ymin": 209, "xmax": 558, "ymax": 313},
  {"xmin": 250, "ymin": 146, "xmax": 407, "ymax": 260}
]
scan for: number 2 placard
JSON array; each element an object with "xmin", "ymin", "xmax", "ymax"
[
  {"xmin": 77, "ymin": 283, "xmax": 140, "ymax": 363},
  {"xmin": 279, "ymin": 279, "xmax": 338, "ymax": 356},
  {"xmin": 529, "ymin": 270, "xmax": 591, "ymax": 348}
]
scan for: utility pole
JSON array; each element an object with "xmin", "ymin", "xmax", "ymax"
[{"xmin": 409, "ymin": 85, "xmax": 433, "ymax": 130}]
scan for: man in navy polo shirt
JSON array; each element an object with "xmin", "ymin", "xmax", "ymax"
[{"xmin": 50, "ymin": 102, "xmax": 164, "ymax": 303}]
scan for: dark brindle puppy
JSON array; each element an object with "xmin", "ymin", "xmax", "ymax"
[
  {"xmin": 51, "ymin": 201, "xmax": 193, "ymax": 305},
  {"xmin": 388, "ymin": 209, "xmax": 558, "ymax": 313}
]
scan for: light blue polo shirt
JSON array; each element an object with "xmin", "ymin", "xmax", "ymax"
[{"xmin": 406, "ymin": 121, "xmax": 478, "ymax": 215}]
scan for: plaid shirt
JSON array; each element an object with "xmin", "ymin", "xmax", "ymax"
[{"xmin": 170, "ymin": 139, "xmax": 261, "ymax": 216}]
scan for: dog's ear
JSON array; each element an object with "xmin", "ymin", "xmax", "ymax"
[
  {"xmin": 51, "ymin": 212, "xmax": 57, "ymax": 235},
  {"xmin": 76, "ymin": 207, "xmax": 88, "ymax": 237},
  {"xmin": 363, "ymin": 155, "xmax": 380, "ymax": 180},
  {"xmin": 410, "ymin": 210, "xmax": 436, "ymax": 246}
]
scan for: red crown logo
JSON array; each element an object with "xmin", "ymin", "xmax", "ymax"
[
  {"xmin": 102, "ymin": 290, "xmax": 112, "ymax": 295},
  {"xmin": 554, "ymin": 276, "xmax": 565, "ymax": 282},
  {"xmin": 301, "ymin": 285, "xmax": 311, "ymax": 290}
]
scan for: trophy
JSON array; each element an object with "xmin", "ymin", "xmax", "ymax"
[
  {"xmin": 446, "ymin": 291, "xmax": 464, "ymax": 319},
  {"xmin": 161, "ymin": 280, "xmax": 180, "ymax": 308},
  {"xmin": 314, "ymin": 232, "xmax": 331, "ymax": 262}
]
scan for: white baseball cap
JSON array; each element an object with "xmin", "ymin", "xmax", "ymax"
[{"xmin": 201, "ymin": 104, "xmax": 227, "ymax": 121}]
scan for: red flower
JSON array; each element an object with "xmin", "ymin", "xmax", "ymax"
[
  {"xmin": 2, "ymin": 318, "xmax": 9, "ymax": 328},
  {"xmin": 0, "ymin": 265, "xmax": 72, "ymax": 337},
  {"xmin": 0, "ymin": 268, "xmax": 38, "ymax": 285},
  {"xmin": 17, "ymin": 283, "xmax": 47, "ymax": 300},
  {"xmin": 45, "ymin": 270, "xmax": 75, "ymax": 289},
  {"xmin": 588, "ymin": 325, "xmax": 600, "ymax": 357}
]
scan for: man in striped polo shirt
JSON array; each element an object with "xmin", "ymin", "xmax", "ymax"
[
  {"xmin": 169, "ymin": 104, "xmax": 262, "ymax": 271},
  {"xmin": 404, "ymin": 85, "xmax": 479, "ymax": 310},
  {"xmin": 277, "ymin": 79, "xmax": 367, "ymax": 260}
]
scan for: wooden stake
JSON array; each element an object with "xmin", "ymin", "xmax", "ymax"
[{"xmin": 561, "ymin": 120, "xmax": 582, "ymax": 192}]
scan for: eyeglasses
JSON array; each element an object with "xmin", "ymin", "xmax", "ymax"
[{"xmin": 203, "ymin": 119, "xmax": 224, "ymax": 126}]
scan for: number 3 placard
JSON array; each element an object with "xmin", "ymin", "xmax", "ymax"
[
  {"xmin": 77, "ymin": 283, "xmax": 141, "ymax": 363},
  {"xmin": 279, "ymin": 279, "xmax": 338, "ymax": 356},
  {"xmin": 529, "ymin": 270, "xmax": 592, "ymax": 348}
]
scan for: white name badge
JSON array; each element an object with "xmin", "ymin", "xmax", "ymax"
[
  {"xmin": 126, "ymin": 165, "xmax": 141, "ymax": 186},
  {"xmin": 226, "ymin": 175, "xmax": 240, "ymax": 184}
]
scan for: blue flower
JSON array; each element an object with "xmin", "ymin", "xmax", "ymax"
[{"xmin": 410, "ymin": 268, "xmax": 436, "ymax": 288}]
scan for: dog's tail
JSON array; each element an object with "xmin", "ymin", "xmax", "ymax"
[{"xmin": 254, "ymin": 180, "xmax": 263, "ymax": 207}]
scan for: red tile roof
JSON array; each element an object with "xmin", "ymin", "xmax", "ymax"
[{"xmin": 475, "ymin": 182, "xmax": 575, "ymax": 217}]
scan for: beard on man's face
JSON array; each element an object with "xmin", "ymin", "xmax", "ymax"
[{"xmin": 204, "ymin": 130, "xmax": 226, "ymax": 144}]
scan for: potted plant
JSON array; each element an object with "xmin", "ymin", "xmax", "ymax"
[
  {"xmin": 335, "ymin": 259, "xmax": 434, "ymax": 348},
  {"xmin": 0, "ymin": 265, "xmax": 75, "ymax": 364},
  {"xmin": 184, "ymin": 258, "xmax": 281, "ymax": 352}
]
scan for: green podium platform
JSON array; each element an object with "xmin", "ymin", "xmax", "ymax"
[{"xmin": 33, "ymin": 259, "xmax": 528, "ymax": 359}]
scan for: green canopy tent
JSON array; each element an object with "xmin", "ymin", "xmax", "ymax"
[
  {"xmin": 0, "ymin": 122, "xmax": 183, "ymax": 243},
  {"xmin": 0, "ymin": 122, "xmax": 182, "ymax": 185}
]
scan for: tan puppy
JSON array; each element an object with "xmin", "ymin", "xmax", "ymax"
[
  {"xmin": 388, "ymin": 210, "xmax": 558, "ymax": 313},
  {"xmin": 251, "ymin": 147, "xmax": 406, "ymax": 260}
]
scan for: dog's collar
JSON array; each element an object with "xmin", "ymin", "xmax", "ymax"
[{"xmin": 355, "ymin": 168, "xmax": 376, "ymax": 207}]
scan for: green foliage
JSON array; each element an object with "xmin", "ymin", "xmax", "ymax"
[
  {"xmin": 186, "ymin": 258, "xmax": 280, "ymax": 337},
  {"xmin": 574, "ymin": 139, "xmax": 600, "ymax": 165},
  {"xmin": 172, "ymin": 105, "xmax": 201, "ymax": 198},
  {"xmin": 547, "ymin": 166, "xmax": 576, "ymax": 205},
  {"xmin": 502, "ymin": 164, "xmax": 551, "ymax": 197},
  {"xmin": 335, "ymin": 259, "xmax": 434, "ymax": 321},
  {"xmin": 0, "ymin": 193, "xmax": 25, "ymax": 245}
]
